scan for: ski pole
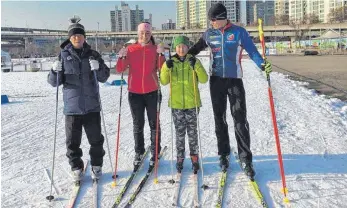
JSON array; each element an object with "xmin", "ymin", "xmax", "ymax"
[
  {"xmin": 258, "ymin": 18, "xmax": 289, "ymax": 203},
  {"xmin": 46, "ymin": 56, "xmax": 62, "ymax": 202},
  {"xmin": 154, "ymin": 51, "xmax": 163, "ymax": 184},
  {"xmin": 167, "ymin": 47, "xmax": 175, "ymax": 185},
  {"xmin": 90, "ymin": 57, "xmax": 114, "ymax": 183},
  {"xmin": 192, "ymin": 64, "xmax": 208, "ymax": 190},
  {"xmin": 111, "ymin": 71, "xmax": 124, "ymax": 186}
]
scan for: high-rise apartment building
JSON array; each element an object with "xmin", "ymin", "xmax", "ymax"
[
  {"xmin": 176, "ymin": 0, "xmax": 244, "ymax": 29},
  {"xmin": 275, "ymin": 0, "xmax": 346, "ymax": 24},
  {"xmin": 162, "ymin": 19, "xmax": 176, "ymax": 30},
  {"xmin": 253, "ymin": 1, "xmax": 275, "ymax": 25},
  {"xmin": 275, "ymin": 0, "xmax": 289, "ymax": 24},
  {"xmin": 110, "ymin": 1, "xmax": 145, "ymax": 32}
]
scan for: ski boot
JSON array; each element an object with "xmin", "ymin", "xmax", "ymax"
[
  {"xmin": 219, "ymin": 155, "xmax": 230, "ymax": 171},
  {"xmin": 191, "ymin": 155, "xmax": 200, "ymax": 174},
  {"xmin": 176, "ymin": 158, "xmax": 184, "ymax": 173},
  {"xmin": 133, "ymin": 153, "xmax": 144, "ymax": 171},
  {"xmin": 241, "ymin": 162, "xmax": 256, "ymax": 180},
  {"xmin": 72, "ymin": 169, "xmax": 83, "ymax": 185},
  {"xmin": 91, "ymin": 166, "xmax": 102, "ymax": 182}
]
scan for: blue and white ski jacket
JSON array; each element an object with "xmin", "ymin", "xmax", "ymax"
[{"xmin": 188, "ymin": 22, "xmax": 264, "ymax": 78}]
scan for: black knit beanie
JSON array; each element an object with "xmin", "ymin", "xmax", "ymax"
[
  {"xmin": 67, "ymin": 16, "xmax": 86, "ymax": 38},
  {"xmin": 208, "ymin": 3, "xmax": 227, "ymax": 20}
]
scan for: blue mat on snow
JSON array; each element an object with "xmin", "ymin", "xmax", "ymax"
[
  {"xmin": 1, "ymin": 95, "xmax": 9, "ymax": 104},
  {"xmin": 104, "ymin": 79, "xmax": 127, "ymax": 86}
]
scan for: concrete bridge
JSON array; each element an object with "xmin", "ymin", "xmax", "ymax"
[{"xmin": 2, "ymin": 22, "xmax": 347, "ymax": 41}]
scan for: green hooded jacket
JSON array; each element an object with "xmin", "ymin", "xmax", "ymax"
[{"xmin": 160, "ymin": 54, "xmax": 208, "ymax": 109}]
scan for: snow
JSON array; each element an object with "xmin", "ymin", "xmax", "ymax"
[{"xmin": 1, "ymin": 58, "xmax": 347, "ymax": 208}]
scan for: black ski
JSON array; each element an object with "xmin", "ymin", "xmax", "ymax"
[
  {"xmin": 124, "ymin": 146, "xmax": 168, "ymax": 207},
  {"xmin": 111, "ymin": 146, "xmax": 150, "ymax": 208}
]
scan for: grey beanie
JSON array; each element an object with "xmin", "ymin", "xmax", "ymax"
[{"xmin": 68, "ymin": 16, "xmax": 86, "ymax": 38}]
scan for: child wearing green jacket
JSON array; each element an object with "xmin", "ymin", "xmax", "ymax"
[{"xmin": 160, "ymin": 36, "xmax": 208, "ymax": 173}]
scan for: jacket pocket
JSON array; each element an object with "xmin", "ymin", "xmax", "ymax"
[{"xmin": 63, "ymin": 59, "xmax": 81, "ymax": 86}]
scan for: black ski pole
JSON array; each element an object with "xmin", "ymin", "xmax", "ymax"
[{"xmin": 46, "ymin": 57, "xmax": 61, "ymax": 202}]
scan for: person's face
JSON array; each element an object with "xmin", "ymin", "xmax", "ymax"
[
  {"xmin": 138, "ymin": 30, "xmax": 151, "ymax": 44},
  {"xmin": 210, "ymin": 19, "xmax": 228, "ymax": 29},
  {"xmin": 176, "ymin": 44, "xmax": 188, "ymax": 57},
  {"xmin": 69, "ymin": 34, "xmax": 85, "ymax": 49}
]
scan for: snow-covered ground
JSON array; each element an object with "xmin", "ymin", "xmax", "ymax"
[{"xmin": 1, "ymin": 58, "xmax": 347, "ymax": 208}]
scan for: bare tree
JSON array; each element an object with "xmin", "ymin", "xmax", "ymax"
[
  {"xmin": 26, "ymin": 43, "xmax": 38, "ymax": 57},
  {"xmin": 9, "ymin": 47, "xmax": 25, "ymax": 58},
  {"xmin": 290, "ymin": 19, "xmax": 305, "ymax": 48},
  {"xmin": 98, "ymin": 42, "xmax": 109, "ymax": 53},
  {"xmin": 275, "ymin": 14, "xmax": 289, "ymax": 25},
  {"xmin": 305, "ymin": 13, "xmax": 320, "ymax": 24},
  {"xmin": 328, "ymin": 6, "xmax": 347, "ymax": 23}
]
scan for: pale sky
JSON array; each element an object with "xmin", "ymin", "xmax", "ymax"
[{"xmin": 1, "ymin": 1, "xmax": 177, "ymax": 31}]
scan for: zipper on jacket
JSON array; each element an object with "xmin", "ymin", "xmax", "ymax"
[
  {"xmin": 220, "ymin": 30, "xmax": 226, "ymax": 78},
  {"xmin": 79, "ymin": 59, "xmax": 85, "ymax": 114},
  {"xmin": 142, "ymin": 45, "xmax": 145, "ymax": 93},
  {"xmin": 70, "ymin": 50, "xmax": 85, "ymax": 114},
  {"xmin": 182, "ymin": 62, "xmax": 185, "ymax": 109}
]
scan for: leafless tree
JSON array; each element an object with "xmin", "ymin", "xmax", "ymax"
[
  {"xmin": 328, "ymin": 5, "xmax": 347, "ymax": 23},
  {"xmin": 275, "ymin": 14, "xmax": 289, "ymax": 25}
]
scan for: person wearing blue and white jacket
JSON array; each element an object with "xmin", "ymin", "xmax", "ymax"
[{"xmin": 188, "ymin": 3, "xmax": 272, "ymax": 179}]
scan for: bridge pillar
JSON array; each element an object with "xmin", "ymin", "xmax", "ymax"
[{"xmin": 24, "ymin": 37, "xmax": 29, "ymax": 55}]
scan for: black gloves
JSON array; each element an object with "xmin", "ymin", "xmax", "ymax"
[
  {"xmin": 166, "ymin": 59, "xmax": 174, "ymax": 69},
  {"xmin": 188, "ymin": 56, "xmax": 196, "ymax": 68}
]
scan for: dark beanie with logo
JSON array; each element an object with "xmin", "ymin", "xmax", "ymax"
[
  {"xmin": 67, "ymin": 16, "xmax": 86, "ymax": 38},
  {"xmin": 208, "ymin": 3, "xmax": 227, "ymax": 20}
]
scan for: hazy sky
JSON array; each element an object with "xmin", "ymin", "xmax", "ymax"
[{"xmin": 1, "ymin": 1, "xmax": 176, "ymax": 31}]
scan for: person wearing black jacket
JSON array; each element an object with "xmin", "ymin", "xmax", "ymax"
[{"xmin": 48, "ymin": 16, "xmax": 110, "ymax": 183}]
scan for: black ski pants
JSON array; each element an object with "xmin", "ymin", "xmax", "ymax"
[
  {"xmin": 210, "ymin": 76, "xmax": 252, "ymax": 163},
  {"xmin": 65, "ymin": 112, "xmax": 105, "ymax": 171},
  {"xmin": 128, "ymin": 90, "xmax": 161, "ymax": 158}
]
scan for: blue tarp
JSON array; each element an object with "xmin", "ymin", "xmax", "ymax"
[
  {"xmin": 1, "ymin": 95, "xmax": 9, "ymax": 104},
  {"xmin": 104, "ymin": 79, "xmax": 127, "ymax": 86}
]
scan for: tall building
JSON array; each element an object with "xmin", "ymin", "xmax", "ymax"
[
  {"xmin": 253, "ymin": 1, "xmax": 275, "ymax": 25},
  {"xmin": 275, "ymin": 0, "xmax": 347, "ymax": 24},
  {"xmin": 110, "ymin": 1, "xmax": 145, "ymax": 32},
  {"xmin": 162, "ymin": 19, "xmax": 176, "ymax": 30},
  {"xmin": 130, "ymin": 5, "xmax": 144, "ymax": 31},
  {"xmin": 275, "ymin": 0, "xmax": 289, "ymax": 24},
  {"xmin": 247, "ymin": 1, "xmax": 258, "ymax": 25},
  {"xmin": 121, "ymin": 2, "xmax": 131, "ymax": 32},
  {"xmin": 143, "ymin": 13, "xmax": 152, "ymax": 25},
  {"xmin": 176, "ymin": 0, "xmax": 189, "ymax": 29},
  {"xmin": 110, "ymin": 10, "xmax": 116, "ymax": 32},
  {"xmin": 176, "ymin": 0, "xmax": 244, "ymax": 29}
]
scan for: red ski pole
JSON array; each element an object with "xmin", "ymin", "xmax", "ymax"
[
  {"xmin": 111, "ymin": 68, "xmax": 125, "ymax": 187},
  {"xmin": 258, "ymin": 18, "xmax": 289, "ymax": 203}
]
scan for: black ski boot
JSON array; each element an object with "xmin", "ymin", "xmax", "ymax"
[
  {"xmin": 149, "ymin": 155, "xmax": 156, "ymax": 168},
  {"xmin": 133, "ymin": 153, "xmax": 143, "ymax": 171},
  {"xmin": 241, "ymin": 162, "xmax": 256, "ymax": 180},
  {"xmin": 191, "ymin": 155, "xmax": 199, "ymax": 173},
  {"xmin": 176, "ymin": 158, "xmax": 184, "ymax": 173},
  {"xmin": 219, "ymin": 155, "xmax": 230, "ymax": 171}
]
